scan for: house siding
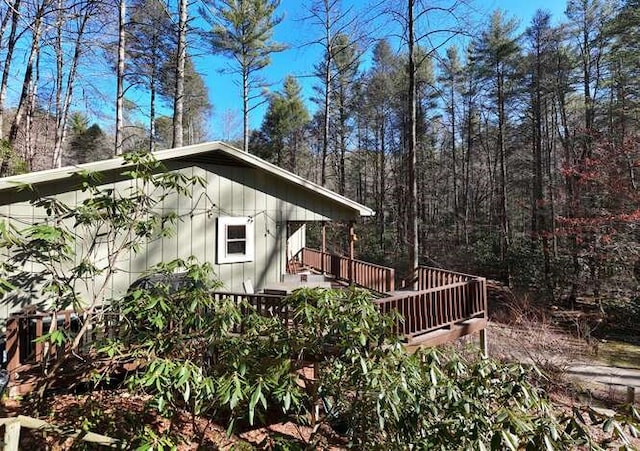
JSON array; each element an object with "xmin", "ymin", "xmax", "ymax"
[{"xmin": 0, "ymin": 161, "xmax": 358, "ymax": 322}]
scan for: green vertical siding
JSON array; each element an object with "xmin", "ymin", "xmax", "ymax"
[{"xmin": 0, "ymin": 161, "xmax": 360, "ymax": 321}]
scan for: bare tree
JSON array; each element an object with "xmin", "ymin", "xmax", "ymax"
[
  {"xmin": 473, "ymin": 9, "xmax": 520, "ymax": 283},
  {"xmin": 304, "ymin": 0, "xmax": 360, "ymax": 187},
  {"xmin": 407, "ymin": 0, "xmax": 418, "ymax": 280},
  {"xmin": 0, "ymin": 0, "xmax": 23, "ymax": 141},
  {"xmin": 51, "ymin": 0, "xmax": 96, "ymax": 167},
  {"xmin": 388, "ymin": 0, "xmax": 468, "ymax": 279},
  {"xmin": 172, "ymin": 0, "xmax": 187, "ymax": 148},
  {"xmin": 7, "ymin": 0, "xmax": 51, "ymax": 158},
  {"xmin": 115, "ymin": 0, "xmax": 126, "ymax": 155}
]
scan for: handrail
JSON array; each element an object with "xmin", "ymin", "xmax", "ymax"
[
  {"xmin": 375, "ymin": 277, "xmax": 487, "ymax": 339},
  {"xmin": 373, "ymin": 281, "xmax": 471, "ymax": 304},
  {"xmin": 414, "ymin": 266, "xmax": 478, "ymax": 291},
  {"xmin": 299, "ymin": 248, "xmax": 395, "ymax": 293},
  {"xmin": 418, "ymin": 266, "xmax": 481, "ymax": 280},
  {"xmin": 5, "ymin": 293, "xmax": 291, "ymax": 385}
]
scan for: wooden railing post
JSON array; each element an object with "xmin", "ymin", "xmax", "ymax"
[
  {"xmin": 481, "ymin": 277, "xmax": 488, "ymax": 318},
  {"xmin": 388, "ymin": 268, "xmax": 395, "ymax": 292},
  {"xmin": 321, "ymin": 223, "xmax": 326, "ymax": 274},
  {"xmin": 3, "ymin": 417, "xmax": 21, "ymax": 451},
  {"xmin": 34, "ymin": 317, "xmax": 43, "ymax": 364},
  {"xmin": 5, "ymin": 317, "xmax": 19, "ymax": 383},
  {"xmin": 348, "ymin": 222, "xmax": 355, "ymax": 285},
  {"xmin": 479, "ymin": 277, "xmax": 489, "ymax": 356}
]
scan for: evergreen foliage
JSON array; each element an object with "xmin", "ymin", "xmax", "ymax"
[
  {"xmin": 201, "ymin": 0, "xmax": 286, "ymax": 151},
  {"xmin": 253, "ymin": 75, "xmax": 309, "ymax": 170},
  {"xmin": 103, "ymin": 282, "xmax": 640, "ymax": 449},
  {"xmin": 66, "ymin": 113, "xmax": 111, "ymax": 164}
]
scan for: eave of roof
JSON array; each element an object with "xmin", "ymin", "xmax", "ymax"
[{"xmin": 0, "ymin": 141, "xmax": 375, "ymax": 217}]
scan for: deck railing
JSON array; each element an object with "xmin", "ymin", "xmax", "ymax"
[
  {"xmin": 5, "ymin": 292, "xmax": 291, "ymax": 385},
  {"xmin": 211, "ymin": 291, "xmax": 291, "ymax": 332},
  {"xmin": 5, "ymin": 268, "xmax": 487, "ymax": 392},
  {"xmin": 299, "ymin": 248, "xmax": 395, "ymax": 293},
  {"xmin": 5, "ymin": 309, "xmax": 121, "ymax": 382},
  {"xmin": 296, "ymin": 252, "xmax": 487, "ymax": 339},
  {"xmin": 415, "ymin": 266, "xmax": 481, "ymax": 290},
  {"xmin": 375, "ymin": 276, "xmax": 487, "ymax": 340}
]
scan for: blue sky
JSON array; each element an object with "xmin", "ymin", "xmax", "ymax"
[
  {"xmin": 200, "ymin": 0, "xmax": 569, "ymax": 140},
  {"xmin": 3, "ymin": 0, "xmax": 572, "ymax": 142}
]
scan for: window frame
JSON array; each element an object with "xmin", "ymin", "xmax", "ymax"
[{"xmin": 216, "ymin": 216, "xmax": 255, "ymax": 264}]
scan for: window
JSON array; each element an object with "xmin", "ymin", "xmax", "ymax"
[{"xmin": 217, "ymin": 216, "xmax": 254, "ymax": 264}]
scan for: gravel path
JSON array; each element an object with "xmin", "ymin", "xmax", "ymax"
[
  {"xmin": 487, "ymin": 321, "xmax": 640, "ymax": 404},
  {"xmin": 566, "ymin": 363, "xmax": 640, "ymax": 403}
]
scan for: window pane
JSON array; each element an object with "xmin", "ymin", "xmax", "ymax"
[
  {"xmin": 227, "ymin": 240, "xmax": 246, "ymax": 255},
  {"xmin": 227, "ymin": 225, "xmax": 246, "ymax": 240}
]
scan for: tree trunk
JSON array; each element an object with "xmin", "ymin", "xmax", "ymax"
[
  {"xmin": 581, "ymin": 21, "xmax": 593, "ymax": 158},
  {"xmin": 115, "ymin": 0, "xmax": 126, "ymax": 155},
  {"xmin": 7, "ymin": 4, "xmax": 44, "ymax": 148},
  {"xmin": 149, "ymin": 61, "xmax": 156, "ymax": 152},
  {"xmin": 379, "ymin": 115, "xmax": 386, "ymax": 251},
  {"xmin": 531, "ymin": 41, "xmax": 551, "ymax": 295},
  {"xmin": 52, "ymin": 4, "xmax": 88, "ymax": 167},
  {"xmin": 24, "ymin": 50, "xmax": 41, "ymax": 168},
  {"xmin": 242, "ymin": 66, "xmax": 249, "ymax": 152},
  {"xmin": 172, "ymin": 0, "xmax": 187, "ymax": 148},
  {"xmin": 407, "ymin": 0, "xmax": 418, "ymax": 285},
  {"xmin": 0, "ymin": 0, "xmax": 22, "ymax": 142},
  {"xmin": 338, "ymin": 84, "xmax": 346, "ymax": 195},
  {"xmin": 450, "ymin": 83, "xmax": 459, "ymax": 242},
  {"xmin": 59, "ymin": 14, "xmax": 89, "ymax": 164},
  {"xmin": 52, "ymin": 0, "xmax": 64, "ymax": 167},
  {"xmin": 496, "ymin": 63, "xmax": 510, "ymax": 284},
  {"xmin": 322, "ymin": 55, "xmax": 331, "ymax": 186}
]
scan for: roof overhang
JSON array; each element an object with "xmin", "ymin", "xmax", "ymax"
[{"xmin": 0, "ymin": 141, "xmax": 375, "ymax": 217}]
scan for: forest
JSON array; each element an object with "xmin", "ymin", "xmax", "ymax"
[
  {"xmin": 1, "ymin": 0, "xmax": 640, "ymax": 306},
  {"xmin": 3, "ymin": 0, "xmax": 640, "ymax": 447}
]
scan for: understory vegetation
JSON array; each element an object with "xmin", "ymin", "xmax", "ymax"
[
  {"xmin": 1, "ymin": 148, "xmax": 638, "ymax": 449},
  {"xmin": 15, "ymin": 264, "xmax": 633, "ymax": 449}
]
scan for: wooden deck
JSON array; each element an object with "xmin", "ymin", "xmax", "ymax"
[
  {"xmin": 4, "ymin": 250, "xmax": 488, "ymax": 396},
  {"xmin": 298, "ymin": 248, "xmax": 394, "ymax": 293},
  {"xmin": 296, "ymin": 248, "xmax": 488, "ymax": 348}
]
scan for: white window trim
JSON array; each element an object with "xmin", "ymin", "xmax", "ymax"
[{"xmin": 217, "ymin": 216, "xmax": 254, "ymax": 264}]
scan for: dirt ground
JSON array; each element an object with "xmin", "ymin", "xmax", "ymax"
[
  {"xmin": 486, "ymin": 320, "xmax": 640, "ymax": 449},
  {"xmin": 1, "ymin": 391, "xmax": 318, "ymax": 450}
]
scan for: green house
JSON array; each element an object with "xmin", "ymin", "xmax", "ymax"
[{"xmin": 0, "ymin": 142, "xmax": 373, "ymax": 321}]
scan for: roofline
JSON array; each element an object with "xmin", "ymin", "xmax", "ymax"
[{"xmin": 0, "ymin": 141, "xmax": 375, "ymax": 217}]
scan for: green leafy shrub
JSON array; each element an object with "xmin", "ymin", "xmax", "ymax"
[
  {"xmin": 109, "ymin": 282, "xmax": 640, "ymax": 449},
  {"xmin": 0, "ymin": 150, "xmax": 205, "ymax": 361},
  {"xmin": 111, "ymin": 261, "xmax": 310, "ymax": 432}
]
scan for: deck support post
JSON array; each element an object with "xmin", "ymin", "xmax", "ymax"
[
  {"xmin": 349, "ymin": 221, "xmax": 355, "ymax": 285},
  {"xmin": 321, "ymin": 222, "xmax": 326, "ymax": 274},
  {"xmin": 4, "ymin": 418, "xmax": 21, "ymax": 451},
  {"xmin": 5, "ymin": 317, "xmax": 19, "ymax": 384},
  {"xmin": 479, "ymin": 328, "xmax": 488, "ymax": 358}
]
